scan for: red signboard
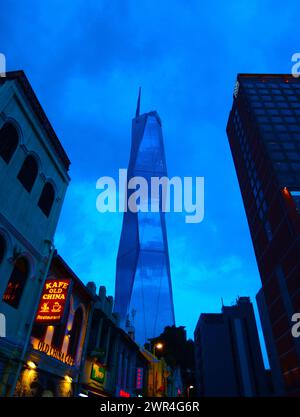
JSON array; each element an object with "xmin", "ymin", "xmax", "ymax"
[
  {"xmin": 136, "ymin": 367, "xmax": 143, "ymax": 390},
  {"xmin": 35, "ymin": 279, "xmax": 71, "ymax": 324},
  {"xmin": 119, "ymin": 389, "xmax": 130, "ymax": 397}
]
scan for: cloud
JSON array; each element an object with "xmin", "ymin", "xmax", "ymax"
[
  {"xmin": 55, "ymin": 180, "xmax": 123, "ymax": 296},
  {"xmin": 2, "ymin": 0, "xmax": 300, "ymax": 366}
]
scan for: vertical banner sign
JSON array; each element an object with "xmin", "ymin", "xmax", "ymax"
[
  {"xmin": 35, "ymin": 279, "xmax": 71, "ymax": 324},
  {"xmin": 136, "ymin": 367, "xmax": 143, "ymax": 390}
]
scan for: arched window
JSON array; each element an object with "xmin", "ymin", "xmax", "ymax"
[
  {"xmin": 38, "ymin": 182, "xmax": 55, "ymax": 217},
  {"xmin": 0, "ymin": 122, "xmax": 19, "ymax": 163},
  {"xmin": 17, "ymin": 155, "xmax": 38, "ymax": 192},
  {"xmin": 2, "ymin": 257, "xmax": 29, "ymax": 308},
  {"xmin": 52, "ymin": 303, "xmax": 70, "ymax": 349},
  {"xmin": 0, "ymin": 235, "xmax": 6, "ymax": 264},
  {"xmin": 68, "ymin": 308, "xmax": 83, "ymax": 358}
]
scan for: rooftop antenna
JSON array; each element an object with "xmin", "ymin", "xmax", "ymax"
[{"xmin": 135, "ymin": 86, "xmax": 141, "ymax": 118}]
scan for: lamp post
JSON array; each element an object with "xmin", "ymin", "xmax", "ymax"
[
  {"xmin": 152, "ymin": 342, "xmax": 163, "ymax": 396},
  {"xmin": 187, "ymin": 385, "xmax": 194, "ymax": 398}
]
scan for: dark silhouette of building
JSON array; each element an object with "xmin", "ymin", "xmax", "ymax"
[
  {"xmin": 194, "ymin": 297, "xmax": 268, "ymax": 397},
  {"xmin": 114, "ymin": 90, "xmax": 175, "ymax": 344},
  {"xmin": 226, "ymin": 74, "xmax": 300, "ymax": 395}
]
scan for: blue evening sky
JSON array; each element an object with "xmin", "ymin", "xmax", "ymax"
[{"xmin": 1, "ymin": 0, "xmax": 300, "ymax": 364}]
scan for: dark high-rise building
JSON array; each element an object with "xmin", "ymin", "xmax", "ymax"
[
  {"xmin": 194, "ymin": 297, "xmax": 268, "ymax": 397},
  {"xmin": 226, "ymin": 74, "xmax": 300, "ymax": 395},
  {"xmin": 256, "ymin": 287, "xmax": 285, "ymax": 395},
  {"xmin": 114, "ymin": 91, "xmax": 175, "ymax": 344}
]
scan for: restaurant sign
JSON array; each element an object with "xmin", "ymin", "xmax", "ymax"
[
  {"xmin": 35, "ymin": 279, "xmax": 71, "ymax": 324},
  {"xmin": 33, "ymin": 339, "xmax": 75, "ymax": 366}
]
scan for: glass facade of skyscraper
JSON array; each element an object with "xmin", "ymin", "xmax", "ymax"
[{"xmin": 114, "ymin": 109, "xmax": 175, "ymax": 345}]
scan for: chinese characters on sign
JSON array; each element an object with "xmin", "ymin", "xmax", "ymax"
[{"xmin": 35, "ymin": 279, "xmax": 71, "ymax": 324}]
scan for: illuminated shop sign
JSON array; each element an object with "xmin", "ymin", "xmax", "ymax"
[
  {"xmin": 33, "ymin": 339, "xmax": 75, "ymax": 366},
  {"xmin": 136, "ymin": 367, "xmax": 143, "ymax": 390},
  {"xmin": 90, "ymin": 363, "xmax": 106, "ymax": 384},
  {"xmin": 119, "ymin": 389, "xmax": 130, "ymax": 397},
  {"xmin": 35, "ymin": 279, "xmax": 71, "ymax": 324}
]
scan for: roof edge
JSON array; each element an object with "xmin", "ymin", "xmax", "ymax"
[{"xmin": 0, "ymin": 70, "xmax": 71, "ymax": 171}]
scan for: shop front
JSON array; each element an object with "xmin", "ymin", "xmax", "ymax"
[
  {"xmin": 14, "ymin": 253, "xmax": 94, "ymax": 397},
  {"xmin": 80, "ymin": 359, "xmax": 113, "ymax": 397}
]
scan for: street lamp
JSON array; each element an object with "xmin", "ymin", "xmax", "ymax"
[
  {"xmin": 187, "ymin": 385, "xmax": 194, "ymax": 398},
  {"xmin": 152, "ymin": 342, "xmax": 164, "ymax": 397},
  {"xmin": 153, "ymin": 342, "xmax": 163, "ymax": 356},
  {"xmin": 27, "ymin": 361, "xmax": 37, "ymax": 370}
]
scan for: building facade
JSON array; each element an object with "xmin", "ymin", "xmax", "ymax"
[
  {"xmin": 226, "ymin": 74, "xmax": 300, "ymax": 395},
  {"xmin": 140, "ymin": 348, "xmax": 171, "ymax": 397},
  {"xmin": 194, "ymin": 297, "xmax": 268, "ymax": 397},
  {"xmin": 0, "ymin": 71, "xmax": 70, "ymax": 396},
  {"xmin": 256, "ymin": 287, "xmax": 285, "ymax": 395},
  {"xmin": 15, "ymin": 253, "xmax": 94, "ymax": 397},
  {"xmin": 80, "ymin": 284, "xmax": 150, "ymax": 398},
  {"xmin": 114, "ymin": 91, "xmax": 175, "ymax": 344}
]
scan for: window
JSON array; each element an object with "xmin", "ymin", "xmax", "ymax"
[
  {"xmin": 271, "ymin": 89, "xmax": 282, "ymax": 95},
  {"xmin": 291, "ymin": 191, "xmax": 300, "ymax": 213},
  {"xmin": 287, "ymin": 151, "xmax": 300, "ymax": 160},
  {"xmin": 261, "ymin": 95, "xmax": 272, "ymax": 101},
  {"xmin": 51, "ymin": 304, "xmax": 69, "ymax": 348},
  {"xmin": 0, "ymin": 235, "xmax": 6, "ymax": 264},
  {"xmin": 274, "ymin": 124, "xmax": 287, "ymax": 132},
  {"xmin": 38, "ymin": 182, "xmax": 55, "ymax": 217},
  {"xmin": 68, "ymin": 308, "xmax": 83, "ymax": 358},
  {"xmin": 52, "ymin": 323, "xmax": 66, "ymax": 348},
  {"xmin": 264, "ymin": 220, "xmax": 273, "ymax": 242},
  {"xmin": 275, "ymin": 162, "xmax": 289, "ymax": 172},
  {"xmin": 2, "ymin": 257, "xmax": 29, "ymax": 308},
  {"xmin": 257, "ymin": 116, "xmax": 269, "ymax": 123},
  {"xmin": 17, "ymin": 155, "xmax": 38, "ymax": 192},
  {"xmin": 254, "ymin": 109, "xmax": 266, "ymax": 115},
  {"xmin": 292, "ymin": 162, "xmax": 300, "ymax": 171},
  {"xmin": 289, "ymin": 125, "xmax": 300, "ymax": 132},
  {"xmin": 270, "ymin": 151, "xmax": 284, "ymax": 160},
  {"xmin": 0, "ymin": 122, "xmax": 19, "ymax": 163},
  {"xmin": 260, "ymin": 124, "xmax": 272, "ymax": 132},
  {"xmin": 285, "ymin": 117, "xmax": 297, "ymax": 123},
  {"xmin": 31, "ymin": 323, "xmax": 46, "ymax": 340},
  {"xmin": 267, "ymin": 109, "xmax": 279, "ymax": 115},
  {"xmin": 271, "ymin": 116, "xmax": 283, "ymax": 123},
  {"xmin": 282, "ymin": 142, "xmax": 295, "ymax": 150}
]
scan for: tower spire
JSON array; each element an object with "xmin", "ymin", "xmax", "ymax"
[{"xmin": 135, "ymin": 87, "xmax": 141, "ymax": 118}]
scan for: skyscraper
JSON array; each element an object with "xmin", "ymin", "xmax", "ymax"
[
  {"xmin": 114, "ymin": 90, "xmax": 175, "ymax": 344},
  {"xmin": 194, "ymin": 297, "xmax": 268, "ymax": 397},
  {"xmin": 226, "ymin": 74, "xmax": 300, "ymax": 395}
]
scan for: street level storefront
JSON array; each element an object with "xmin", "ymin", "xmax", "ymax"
[
  {"xmin": 79, "ymin": 285, "xmax": 120, "ymax": 397},
  {"xmin": 114, "ymin": 328, "xmax": 150, "ymax": 398},
  {"xmin": 140, "ymin": 348, "xmax": 175, "ymax": 397},
  {"xmin": 79, "ymin": 285, "xmax": 150, "ymax": 397},
  {"xmin": 14, "ymin": 253, "xmax": 94, "ymax": 397}
]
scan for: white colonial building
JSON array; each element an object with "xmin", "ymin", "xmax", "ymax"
[{"xmin": 0, "ymin": 71, "xmax": 70, "ymax": 395}]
